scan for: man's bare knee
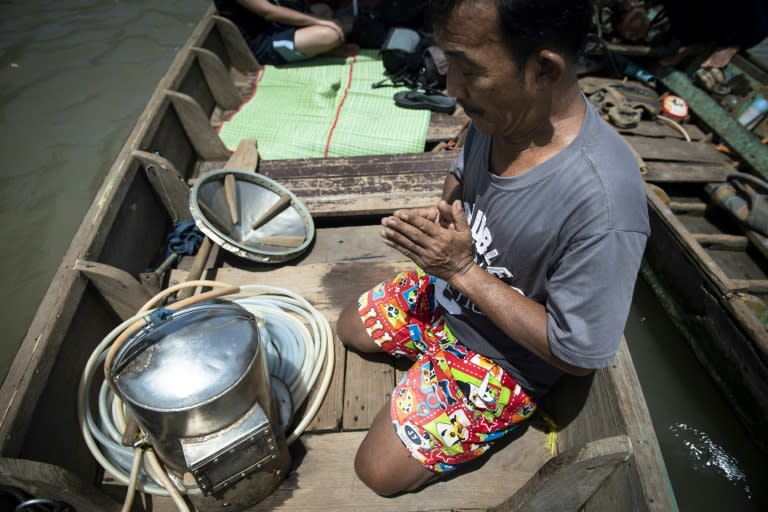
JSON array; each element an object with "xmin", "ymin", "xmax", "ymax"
[
  {"xmin": 336, "ymin": 303, "xmax": 380, "ymax": 353},
  {"xmin": 354, "ymin": 448, "xmax": 399, "ymax": 496}
]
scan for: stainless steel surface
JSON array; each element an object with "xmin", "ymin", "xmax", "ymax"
[
  {"xmin": 112, "ymin": 300, "xmax": 275, "ymax": 470},
  {"xmin": 190, "ymin": 170, "xmax": 315, "ymax": 263},
  {"xmin": 182, "ymin": 400, "xmax": 277, "ymax": 495}
]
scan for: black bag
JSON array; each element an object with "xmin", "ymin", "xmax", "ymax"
[{"xmin": 374, "ymin": 27, "xmax": 448, "ymax": 92}]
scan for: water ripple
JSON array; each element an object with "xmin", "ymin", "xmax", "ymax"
[{"xmin": 669, "ymin": 422, "xmax": 752, "ymax": 499}]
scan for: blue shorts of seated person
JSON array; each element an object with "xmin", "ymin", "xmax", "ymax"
[
  {"xmin": 270, "ymin": 28, "xmax": 308, "ymax": 64},
  {"xmin": 356, "ymin": 268, "xmax": 537, "ymax": 473}
]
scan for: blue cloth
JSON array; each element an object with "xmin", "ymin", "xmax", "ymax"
[{"xmin": 164, "ymin": 220, "xmax": 203, "ymax": 258}]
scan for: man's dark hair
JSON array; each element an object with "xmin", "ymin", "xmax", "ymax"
[{"xmin": 433, "ymin": 0, "xmax": 593, "ymax": 66}]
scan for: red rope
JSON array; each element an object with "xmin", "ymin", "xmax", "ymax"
[{"xmin": 324, "ymin": 55, "xmax": 357, "ymax": 158}]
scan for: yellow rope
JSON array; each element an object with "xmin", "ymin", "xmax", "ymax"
[{"xmin": 537, "ymin": 409, "xmax": 559, "ymax": 456}]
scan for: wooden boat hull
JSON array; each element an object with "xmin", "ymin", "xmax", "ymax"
[
  {"xmin": 643, "ymin": 181, "xmax": 768, "ymax": 454},
  {"xmin": 0, "ymin": 6, "xmax": 676, "ymax": 511},
  {"xmin": 609, "ymin": 60, "xmax": 768, "ymax": 455}
]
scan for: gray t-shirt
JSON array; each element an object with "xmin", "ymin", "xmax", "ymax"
[{"xmin": 436, "ymin": 100, "xmax": 649, "ymax": 397}]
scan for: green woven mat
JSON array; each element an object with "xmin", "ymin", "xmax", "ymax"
[{"xmin": 218, "ymin": 50, "xmax": 430, "ymax": 160}]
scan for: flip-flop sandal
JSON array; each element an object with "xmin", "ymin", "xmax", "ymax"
[{"xmin": 394, "ymin": 90, "xmax": 456, "ymax": 113}]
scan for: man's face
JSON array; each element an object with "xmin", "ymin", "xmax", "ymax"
[{"xmin": 437, "ymin": 0, "xmax": 547, "ymax": 139}]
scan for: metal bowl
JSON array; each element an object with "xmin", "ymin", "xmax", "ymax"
[{"xmin": 189, "ymin": 170, "xmax": 314, "ymax": 263}]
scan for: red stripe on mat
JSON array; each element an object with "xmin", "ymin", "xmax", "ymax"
[{"xmin": 324, "ymin": 55, "xmax": 357, "ymax": 159}]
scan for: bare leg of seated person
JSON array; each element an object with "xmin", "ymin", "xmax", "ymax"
[
  {"xmin": 355, "ymin": 405, "xmax": 439, "ymax": 496},
  {"xmin": 294, "ymin": 25, "xmax": 344, "ymax": 57}
]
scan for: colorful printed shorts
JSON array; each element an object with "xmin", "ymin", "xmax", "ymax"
[{"xmin": 357, "ymin": 269, "xmax": 537, "ymax": 473}]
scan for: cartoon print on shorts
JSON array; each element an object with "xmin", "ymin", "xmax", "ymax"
[
  {"xmin": 436, "ymin": 378, "xmax": 459, "ymax": 407},
  {"xmin": 358, "ymin": 291, "xmax": 369, "ymax": 310},
  {"xmin": 448, "ymin": 408, "xmax": 472, "ymax": 444},
  {"xmin": 381, "ymin": 300, "xmax": 407, "ymax": 330},
  {"xmin": 442, "ymin": 342, "xmax": 468, "ymax": 360},
  {"xmin": 425, "ymin": 413, "xmax": 466, "ymax": 456},
  {"xmin": 408, "ymin": 324, "xmax": 427, "ymax": 352},
  {"xmin": 419, "ymin": 361, "xmax": 436, "ymax": 392},
  {"xmin": 359, "ymin": 306, "xmax": 377, "ymax": 325},
  {"xmin": 372, "ymin": 282, "xmax": 386, "ymax": 300},
  {"xmin": 510, "ymin": 397, "xmax": 536, "ymax": 422},
  {"xmin": 469, "ymin": 353, "xmax": 505, "ymax": 381},
  {"xmin": 401, "ymin": 286, "xmax": 419, "ymax": 312},
  {"xmin": 394, "ymin": 386, "xmax": 416, "ymax": 422},
  {"xmin": 391, "ymin": 272, "xmax": 409, "ymax": 289},
  {"xmin": 394, "ymin": 422, "xmax": 428, "ymax": 465},
  {"xmin": 467, "ymin": 378, "xmax": 501, "ymax": 413}
]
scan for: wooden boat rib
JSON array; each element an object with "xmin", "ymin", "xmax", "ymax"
[{"xmin": 0, "ymin": 6, "xmax": 677, "ymax": 511}]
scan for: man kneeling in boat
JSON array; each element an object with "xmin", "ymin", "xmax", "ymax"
[{"xmin": 336, "ymin": 0, "xmax": 650, "ymax": 496}]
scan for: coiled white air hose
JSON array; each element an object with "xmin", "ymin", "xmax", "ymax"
[{"xmin": 78, "ymin": 280, "xmax": 334, "ymax": 507}]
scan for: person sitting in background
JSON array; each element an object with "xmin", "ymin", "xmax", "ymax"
[{"xmin": 214, "ymin": 0, "xmax": 356, "ymax": 65}]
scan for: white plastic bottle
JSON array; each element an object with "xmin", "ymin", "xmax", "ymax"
[{"xmin": 737, "ymin": 93, "xmax": 768, "ymax": 130}]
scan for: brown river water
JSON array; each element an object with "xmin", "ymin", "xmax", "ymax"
[{"xmin": 0, "ymin": 1, "xmax": 766, "ymax": 509}]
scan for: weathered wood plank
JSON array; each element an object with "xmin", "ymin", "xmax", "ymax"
[
  {"xmin": 132, "ymin": 150, "xmax": 192, "ymax": 222},
  {"xmin": 231, "ymin": 152, "xmax": 454, "ymax": 216},
  {"xmin": 627, "ymin": 136, "xmax": 731, "ymax": 164},
  {"xmin": 645, "ymin": 182, "xmax": 734, "ymax": 292},
  {"xmin": 215, "ymin": 260, "xmax": 409, "ymax": 431},
  {"xmin": 201, "ymin": 148, "xmax": 457, "ymax": 177},
  {"xmin": 166, "ymin": 89, "xmax": 231, "ymax": 160},
  {"xmin": 490, "ymin": 435, "xmax": 632, "ymax": 512},
  {"xmin": 692, "ymin": 233, "xmax": 749, "ymax": 249},
  {"xmin": 643, "ymin": 161, "xmax": 732, "ymax": 183},
  {"xmin": 215, "ymin": 261, "xmax": 407, "ymax": 319},
  {"xmin": 259, "ymin": 151, "xmax": 455, "ymax": 177},
  {"xmin": 201, "ymin": 152, "xmax": 453, "ymax": 216},
  {"xmin": 537, "ymin": 338, "xmax": 677, "ymax": 512},
  {"xmin": 150, "ymin": 428, "xmax": 549, "ymax": 511},
  {"xmin": 584, "ymin": 340, "xmax": 677, "ymax": 511},
  {"xmin": 247, "ymin": 428, "xmax": 549, "ymax": 511},
  {"xmin": 302, "ymin": 331, "xmax": 347, "ymax": 432},
  {"xmin": 427, "ymin": 111, "xmax": 471, "ymax": 143},
  {"xmin": 192, "ymin": 46, "xmax": 242, "ymax": 110},
  {"xmin": 343, "ymin": 350, "xmax": 394, "ymax": 430},
  {"xmin": 669, "ymin": 201, "xmax": 707, "ymax": 213},
  {"xmin": 225, "ymin": 137, "xmax": 259, "ymax": 171},
  {"xmin": 728, "ymin": 279, "xmax": 768, "ymax": 293},
  {"xmin": 617, "ymin": 120, "xmax": 707, "ymax": 140},
  {"xmin": 73, "ymin": 260, "xmax": 152, "ymax": 321},
  {"xmin": 274, "ymin": 172, "xmax": 444, "ymax": 216}
]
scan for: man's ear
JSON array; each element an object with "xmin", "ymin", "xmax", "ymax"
[{"xmin": 533, "ymin": 49, "xmax": 566, "ymax": 87}]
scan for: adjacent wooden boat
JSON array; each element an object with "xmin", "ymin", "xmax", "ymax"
[
  {"xmin": 0, "ymin": 6, "xmax": 676, "ymax": 511},
  {"xmin": 626, "ymin": 80, "xmax": 768, "ymax": 455}
]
